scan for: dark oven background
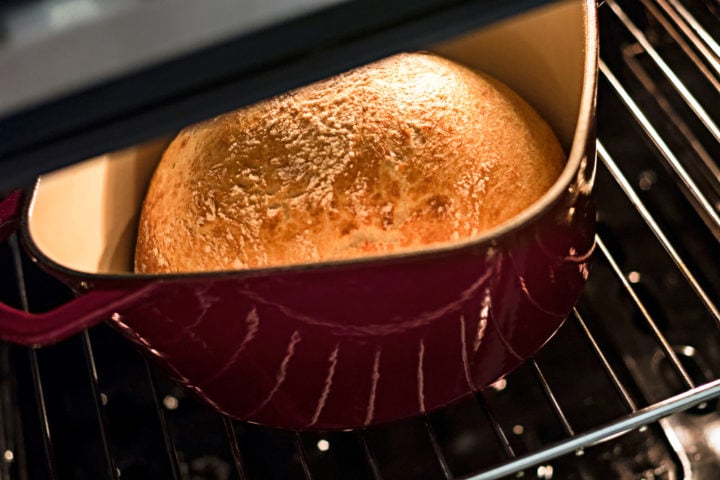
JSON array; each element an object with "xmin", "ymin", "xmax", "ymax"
[{"xmin": 0, "ymin": 0, "xmax": 719, "ymax": 479}]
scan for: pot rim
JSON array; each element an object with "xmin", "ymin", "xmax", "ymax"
[{"xmin": 21, "ymin": 0, "xmax": 599, "ymax": 283}]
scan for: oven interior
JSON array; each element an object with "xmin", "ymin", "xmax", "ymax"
[{"xmin": 0, "ymin": 0, "xmax": 719, "ymax": 479}]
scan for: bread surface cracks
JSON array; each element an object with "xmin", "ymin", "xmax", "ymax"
[{"xmin": 135, "ymin": 53, "xmax": 564, "ymax": 273}]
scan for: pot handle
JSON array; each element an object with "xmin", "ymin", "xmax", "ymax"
[{"xmin": 0, "ymin": 191, "xmax": 155, "ymax": 346}]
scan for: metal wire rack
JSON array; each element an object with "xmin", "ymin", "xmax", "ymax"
[{"xmin": 0, "ymin": 0, "xmax": 718, "ymax": 478}]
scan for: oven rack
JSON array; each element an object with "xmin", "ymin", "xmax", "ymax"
[{"xmin": 1, "ymin": 0, "xmax": 719, "ymax": 478}]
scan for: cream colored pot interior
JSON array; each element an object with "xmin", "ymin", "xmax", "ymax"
[{"xmin": 28, "ymin": 0, "xmax": 589, "ymax": 275}]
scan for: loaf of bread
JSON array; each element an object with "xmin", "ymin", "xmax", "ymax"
[{"xmin": 135, "ymin": 52, "xmax": 564, "ymax": 273}]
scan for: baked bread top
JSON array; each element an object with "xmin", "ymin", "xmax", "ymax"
[{"xmin": 135, "ymin": 52, "xmax": 564, "ymax": 273}]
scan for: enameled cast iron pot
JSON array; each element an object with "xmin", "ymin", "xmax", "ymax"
[{"xmin": 0, "ymin": 1, "xmax": 597, "ymax": 430}]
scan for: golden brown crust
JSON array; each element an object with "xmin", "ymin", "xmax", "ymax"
[{"xmin": 135, "ymin": 52, "xmax": 564, "ymax": 273}]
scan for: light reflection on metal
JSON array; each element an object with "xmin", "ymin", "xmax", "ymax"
[
  {"xmin": 536, "ymin": 464, "xmax": 553, "ymax": 479},
  {"xmin": 638, "ymin": 170, "xmax": 657, "ymax": 191},
  {"xmin": 492, "ymin": 378, "xmax": 507, "ymax": 392},
  {"xmin": 163, "ymin": 395, "xmax": 179, "ymax": 410}
]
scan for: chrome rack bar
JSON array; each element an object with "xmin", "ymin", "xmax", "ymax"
[
  {"xmin": 359, "ymin": 430, "xmax": 384, "ymax": 480},
  {"xmin": 529, "ymin": 359, "xmax": 575, "ymax": 437},
  {"xmin": 143, "ymin": 360, "xmax": 182, "ymax": 480},
  {"xmin": 222, "ymin": 417, "xmax": 249, "ymax": 480},
  {"xmin": 640, "ymin": 0, "xmax": 720, "ymax": 90},
  {"xmin": 599, "ymin": 60, "xmax": 720, "ymax": 233},
  {"xmin": 664, "ymin": 0, "xmax": 720, "ymax": 61},
  {"xmin": 597, "ymin": 141, "xmax": 720, "ymax": 327},
  {"xmin": 572, "ymin": 308, "xmax": 639, "ymax": 412},
  {"xmin": 606, "ymin": 0, "xmax": 720, "ymax": 143},
  {"xmin": 0, "ymin": 355, "xmax": 9, "ymax": 479},
  {"xmin": 0, "ymin": 344, "xmax": 24, "ymax": 480},
  {"xmin": 0, "ymin": 377, "xmax": 9, "ymax": 479},
  {"xmin": 423, "ymin": 417, "xmax": 454, "ymax": 479},
  {"xmin": 294, "ymin": 432, "xmax": 314, "ymax": 480},
  {"xmin": 620, "ymin": 49, "xmax": 720, "ymax": 185},
  {"xmin": 595, "ymin": 235, "xmax": 696, "ymax": 389},
  {"xmin": 9, "ymin": 235, "xmax": 58, "ymax": 480},
  {"xmin": 475, "ymin": 394, "xmax": 516, "ymax": 460},
  {"xmin": 464, "ymin": 379, "xmax": 720, "ymax": 480},
  {"xmin": 81, "ymin": 332, "xmax": 119, "ymax": 480},
  {"xmin": 27, "ymin": 351, "xmax": 56, "ymax": 480}
]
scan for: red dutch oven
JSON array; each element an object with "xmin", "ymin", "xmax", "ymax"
[{"xmin": 0, "ymin": 0, "xmax": 597, "ymax": 430}]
